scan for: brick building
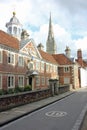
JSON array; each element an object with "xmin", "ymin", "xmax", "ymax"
[{"xmin": 0, "ymin": 29, "xmax": 58, "ymax": 90}]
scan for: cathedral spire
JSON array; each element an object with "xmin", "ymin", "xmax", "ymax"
[
  {"xmin": 49, "ymin": 12, "xmax": 54, "ymax": 38},
  {"xmin": 46, "ymin": 13, "xmax": 57, "ymax": 54}
]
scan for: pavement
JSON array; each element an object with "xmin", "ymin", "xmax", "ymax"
[{"xmin": 0, "ymin": 90, "xmax": 86, "ymax": 130}]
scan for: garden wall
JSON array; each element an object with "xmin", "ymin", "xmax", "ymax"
[{"xmin": 0, "ymin": 85, "xmax": 70, "ymax": 111}]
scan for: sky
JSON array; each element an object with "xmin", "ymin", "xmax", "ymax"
[{"xmin": 0, "ymin": 0, "xmax": 87, "ymax": 58}]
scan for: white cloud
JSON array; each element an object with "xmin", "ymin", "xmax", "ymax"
[
  {"xmin": 0, "ymin": 0, "xmax": 87, "ymax": 58},
  {"xmin": 75, "ymin": 37, "xmax": 87, "ymax": 50}
]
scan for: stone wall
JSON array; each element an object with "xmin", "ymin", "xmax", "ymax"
[
  {"xmin": 0, "ymin": 88, "xmax": 51, "ymax": 112},
  {"xmin": 0, "ymin": 85, "xmax": 70, "ymax": 112}
]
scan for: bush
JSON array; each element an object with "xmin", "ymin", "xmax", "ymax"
[
  {"xmin": 14, "ymin": 86, "xmax": 24, "ymax": 93},
  {"xmin": 0, "ymin": 89, "xmax": 4, "ymax": 95},
  {"xmin": 7, "ymin": 88, "xmax": 14, "ymax": 94},
  {"xmin": 24, "ymin": 85, "xmax": 32, "ymax": 91}
]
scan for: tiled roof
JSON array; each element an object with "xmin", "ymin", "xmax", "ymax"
[
  {"xmin": 52, "ymin": 54, "xmax": 74, "ymax": 65},
  {"xmin": 0, "ymin": 30, "xmax": 19, "ymax": 50},
  {"xmin": 76, "ymin": 59, "xmax": 87, "ymax": 67},
  {"xmin": 39, "ymin": 50, "xmax": 57, "ymax": 64}
]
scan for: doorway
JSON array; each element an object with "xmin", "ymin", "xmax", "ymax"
[{"xmin": 29, "ymin": 76, "xmax": 32, "ymax": 86}]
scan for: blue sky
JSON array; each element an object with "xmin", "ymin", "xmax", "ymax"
[{"xmin": 0, "ymin": 0, "xmax": 87, "ymax": 58}]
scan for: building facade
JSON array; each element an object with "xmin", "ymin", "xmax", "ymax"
[{"xmin": 0, "ymin": 29, "xmax": 58, "ymax": 90}]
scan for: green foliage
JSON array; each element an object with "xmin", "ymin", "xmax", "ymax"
[
  {"xmin": 0, "ymin": 85, "xmax": 32, "ymax": 96},
  {"xmin": 24, "ymin": 85, "xmax": 32, "ymax": 91},
  {"xmin": 7, "ymin": 88, "xmax": 14, "ymax": 94},
  {"xmin": 0, "ymin": 89, "xmax": 4, "ymax": 95},
  {"xmin": 14, "ymin": 86, "xmax": 24, "ymax": 93}
]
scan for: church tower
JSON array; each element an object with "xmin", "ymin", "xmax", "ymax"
[
  {"xmin": 6, "ymin": 12, "xmax": 22, "ymax": 40},
  {"xmin": 46, "ymin": 13, "xmax": 57, "ymax": 54}
]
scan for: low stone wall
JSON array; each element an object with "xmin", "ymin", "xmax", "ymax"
[
  {"xmin": 0, "ymin": 85, "xmax": 70, "ymax": 112},
  {"xmin": 59, "ymin": 85, "xmax": 70, "ymax": 94},
  {"xmin": 0, "ymin": 88, "xmax": 51, "ymax": 112}
]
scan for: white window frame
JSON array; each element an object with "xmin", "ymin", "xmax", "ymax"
[
  {"xmin": 0, "ymin": 49, "xmax": 3, "ymax": 63},
  {"xmin": 64, "ymin": 67, "xmax": 70, "ymax": 73},
  {"xmin": 18, "ymin": 55, "xmax": 24, "ymax": 67},
  {"xmin": 64, "ymin": 77, "xmax": 70, "ymax": 84},
  {"xmin": 41, "ymin": 76, "xmax": 45, "ymax": 85},
  {"xmin": 46, "ymin": 77, "xmax": 49, "ymax": 86},
  {"xmin": 36, "ymin": 61, "xmax": 40, "ymax": 71},
  {"xmin": 46, "ymin": 63, "xmax": 49, "ymax": 72},
  {"xmin": 7, "ymin": 75, "xmax": 15, "ymax": 88},
  {"xmin": 41, "ymin": 62, "xmax": 44, "ymax": 72},
  {"xmin": 18, "ymin": 75, "xmax": 24, "ymax": 87},
  {"xmin": 0, "ymin": 74, "xmax": 2, "ymax": 89},
  {"xmin": 36, "ymin": 76, "xmax": 40, "ymax": 86},
  {"xmin": 8, "ymin": 52, "xmax": 15, "ymax": 65}
]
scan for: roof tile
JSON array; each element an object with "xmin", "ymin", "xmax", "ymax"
[
  {"xmin": 0, "ymin": 30, "xmax": 19, "ymax": 50},
  {"xmin": 52, "ymin": 54, "xmax": 73, "ymax": 65},
  {"xmin": 39, "ymin": 50, "xmax": 57, "ymax": 64}
]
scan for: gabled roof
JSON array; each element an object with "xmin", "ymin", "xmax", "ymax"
[
  {"xmin": 39, "ymin": 50, "xmax": 57, "ymax": 64},
  {"xmin": 52, "ymin": 54, "xmax": 74, "ymax": 65},
  {"xmin": 0, "ymin": 30, "xmax": 19, "ymax": 50}
]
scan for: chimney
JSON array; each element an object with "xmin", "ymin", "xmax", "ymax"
[
  {"xmin": 37, "ymin": 43, "xmax": 44, "ymax": 51},
  {"xmin": 77, "ymin": 49, "xmax": 83, "ymax": 66},
  {"xmin": 65, "ymin": 46, "xmax": 71, "ymax": 58}
]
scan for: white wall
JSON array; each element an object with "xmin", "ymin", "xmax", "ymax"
[{"xmin": 80, "ymin": 68, "xmax": 87, "ymax": 88}]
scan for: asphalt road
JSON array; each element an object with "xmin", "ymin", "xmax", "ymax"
[{"xmin": 1, "ymin": 89, "xmax": 87, "ymax": 130}]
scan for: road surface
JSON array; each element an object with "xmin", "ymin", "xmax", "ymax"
[{"xmin": 1, "ymin": 89, "xmax": 87, "ymax": 130}]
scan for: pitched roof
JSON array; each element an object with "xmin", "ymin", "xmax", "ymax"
[
  {"xmin": 0, "ymin": 30, "xmax": 19, "ymax": 50},
  {"xmin": 39, "ymin": 50, "xmax": 57, "ymax": 64},
  {"xmin": 76, "ymin": 59, "xmax": 87, "ymax": 68},
  {"xmin": 52, "ymin": 54, "xmax": 74, "ymax": 65}
]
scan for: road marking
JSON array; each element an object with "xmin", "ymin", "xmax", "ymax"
[
  {"xmin": 45, "ymin": 111, "xmax": 67, "ymax": 117},
  {"xmin": 72, "ymin": 103, "xmax": 87, "ymax": 130}
]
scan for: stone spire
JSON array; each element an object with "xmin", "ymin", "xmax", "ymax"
[
  {"xmin": 46, "ymin": 13, "xmax": 57, "ymax": 54},
  {"xmin": 6, "ymin": 12, "xmax": 22, "ymax": 40}
]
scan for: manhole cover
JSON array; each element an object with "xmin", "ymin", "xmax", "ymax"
[{"xmin": 45, "ymin": 111, "xmax": 67, "ymax": 117}]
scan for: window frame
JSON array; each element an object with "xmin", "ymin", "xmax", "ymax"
[
  {"xmin": 8, "ymin": 52, "xmax": 15, "ymax": 65},
  {"xmin": 7, "ymin": 75, "xmax": 15, "ymax": 88},
  {"xmin": 0, "ymin": 74, "xmax": 2, "ymax": 89},
  {"xmin": 18, "ymin": 75, "xmax": 24, "ymax": 87}
]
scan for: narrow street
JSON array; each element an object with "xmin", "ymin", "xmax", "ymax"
[{"xmin": 1, "ymin": 89, "xmax": 87, "ymax": 130}]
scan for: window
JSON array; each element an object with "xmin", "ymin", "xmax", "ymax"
[
  {"xmin": 41, "ymin": 77, "xmax": 45, "ymax": 85},
  {"xmin": 18, "ymin": 76, "xmax": 24, "ymax": 87},
  {"xmin": 50, "ymin": 65, "xmax": 52, "ymax": 72},
  {"xmin": 46, "ymin": 63, "xmax": 49, "ymax": 72},
  {"xmin": 8, "ymin": 27, "xmax": 12, "ymax": 34},
  {"xmin": 64, "ymin": 77, "xmax": 70, "ymax": 84},
  {"xmin": 46, "ymin": 77, "xmax": 49, "ymax": 86},
  {"xmin": 64, "ymin": 67, "xmax": 70, "ymax": 73},
  {"xmin": 0, "ymin": 75, "xmax": 2, "ymax": 89},
  {"xmin": 8, "ymin": 75, "xmax": 15, "ymax": 88},
  {"xmin": 28, "ymin": 62, "xmax": 34, "ymax": 70},
  {"xmin": 36, "ymin": 61, "xmax": 40, "ymax": 71},
  {"xmin": 36, "ymin": 76, "xmax": 40, "ymax": 86},
  {"xmin": 18, "ymin": 56, "xmax": 24, "ymax": 66},
  {"xmin": 8, "ymin": 52, "xmax": 15, "ymax": 64},
  {"xmin": 41, "ymin": 62, "xmax": 44, "ymax": 72},
  {"xmin": 0, "ymin": 50, "xmax": 2, "ymax": 63},
  {"xmin": 13, "ymin": 27, "xmax": 17, "ymax": 35}
]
